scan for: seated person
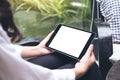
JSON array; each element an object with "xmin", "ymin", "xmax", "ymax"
[{"xmin": 0, "ymin": 0, "xmax": 102, "ymax": 80}]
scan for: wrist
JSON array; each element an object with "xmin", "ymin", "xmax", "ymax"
[
  {"xmin": 73, "ymin": 64, "xmax": 89, "ymax": 79},
  {"xmin": 73, "ymin": 68, "xmax": 84, "ymax": 79},
  {"xmin": 21, "ymin": 46, "xmax": 41, "ymax": 58}
]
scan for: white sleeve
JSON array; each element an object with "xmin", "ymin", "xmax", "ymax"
[
  {"xmin": 0, "ymin": 25, "xmax": 22, "ymax": 58},
  {"xmin": 52, "ymin": 69, "xmax": 75, "ymax": 80},
  {"xmin": 0, "ymin": 25, "xmax": 75, "ymax": 80},
  {"xmin": 10, "ymin": 44, "xmax": 22, "ymax": 57}
]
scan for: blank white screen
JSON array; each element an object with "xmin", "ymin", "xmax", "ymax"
[{"xmin": 49, "ymin": 25, "xmax": 91, "ymax": 58}]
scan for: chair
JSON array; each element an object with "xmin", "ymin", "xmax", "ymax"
[
  {"xmin": 91, "ymin": 0, "xmax": 113, "ymax": 80},
  {"xmin": 92, "ymin": 21, "xmax": 113, "ymax": 80}
]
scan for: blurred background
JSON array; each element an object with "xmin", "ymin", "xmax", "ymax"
[{"xmin": 9, "ymin": 0, "xmax": 91, "ymax": 38}]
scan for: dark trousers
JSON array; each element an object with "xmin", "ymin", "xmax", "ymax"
[{"xmin": 28, "ymin": 52, "xmax": 102, "ymax": 80}]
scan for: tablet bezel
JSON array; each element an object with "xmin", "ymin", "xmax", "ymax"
[{"xmin": 46, "ymin": 24, "xmax": 95, "ymax": 60}]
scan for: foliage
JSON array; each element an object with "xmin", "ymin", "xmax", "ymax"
[
  {"xmin": 80, "ymin": 0, "xmax": 91, "ymax": 20},
  {"xmin": 10, "ymin": 0, "xmax": 77, "ymax": 20},
  {"xmin": 10, "ymin": 0, "xmax": 91, "ymax": 38}
]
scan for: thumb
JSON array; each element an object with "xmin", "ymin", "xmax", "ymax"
[{"xmin": 85, "ymin": 44, "xmax": 94, "ymax": 56}]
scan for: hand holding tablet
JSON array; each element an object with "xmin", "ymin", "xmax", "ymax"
[{"xmin": 46, "ymin": 24, "xmax": 95, "ymax": 60}]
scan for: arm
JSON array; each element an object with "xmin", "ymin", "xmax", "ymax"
[
  {"xmin": 44, "ymin": 44, "xmax": 95, "ymax": 80},
  {"xmin": 73, "ymin": 44, "xmax": 95, "ymax": 79},
  {"xmin": 51, "ymin": 44, "xmax": 95, "ymax": 79},
  {"xmin": 21, "ymin": 31, "xmax": 95, "ymax": 78},
  {"xmin": 0, "ymin": 25, "xmax": 95, "ymax": 80},
  {"xmin": 21, "ymin": 31, "xmax": 54, "ymax": 58},
  {"xmin": 21, "ymin": 32, "xmax": 95, "ymax": 79}
]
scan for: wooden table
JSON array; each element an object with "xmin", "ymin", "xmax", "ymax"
[{"xmin": 106, "ymin": 60, "xmax": 120, "ymax": 80}]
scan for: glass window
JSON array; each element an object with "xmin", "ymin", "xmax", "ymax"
[{"xmin": 10, "ymin": 0, "xmax": 91, "ymax": 38}]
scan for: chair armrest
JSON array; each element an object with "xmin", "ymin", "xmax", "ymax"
[
  {"xmin": 92, "ymin": 21, "xmax": 113, "ymax": 80},
  {"xmin": 16, "ymin": 37, "xmax": 43, "ymax": 46}
]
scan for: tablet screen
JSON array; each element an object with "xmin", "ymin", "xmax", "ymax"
[{"xmin": 46, "ymin": 24, "xmax": 95, "ymax": 60}]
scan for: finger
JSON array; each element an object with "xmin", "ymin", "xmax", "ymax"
[
  {"xmin": 44, "ymin": 31, "xmax": 54, "ymax": 41},
  {"xmin": 91, "ymin": 52, "xmax": 96, "ymax": 61},
  {"xmin": 41, "ymin": 31, "xmax": 54, "ymax": 44},
  {"xmin": 85, "ymin": 44, "xmax": 94, "ymax": 56}
]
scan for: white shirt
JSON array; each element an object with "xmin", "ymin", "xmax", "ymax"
[{"xmin": 0, "ymin": 25, "xmax": 75, "ymax": 80}]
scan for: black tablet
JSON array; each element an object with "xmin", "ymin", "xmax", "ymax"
[{"xmin": 46, "ymin": 24, "xmax": 95, "ymax": 60}]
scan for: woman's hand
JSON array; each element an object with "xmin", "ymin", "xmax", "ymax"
[
  {"xmin": 36, "ymin": 31, "xmax": 55, "ymax": 55},
  {"xmin": 73, "ymin": 44, "xmax": 96, "ymax": 79},
  {"xmin": 21, "ymin": 31, "xmax": 54, "ymax": 58}
]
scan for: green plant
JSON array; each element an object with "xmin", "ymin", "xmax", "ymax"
[
  {"xmin": 12, "ymin": 0, "xmax": 77, "ymax": 20},
  {"xmin": 80, "ymin": 0, "xmax": 91, "ymax": 20},
  {"xmin": 10, "ymin": 0, "xmax": 92, "ymax": 38}
]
